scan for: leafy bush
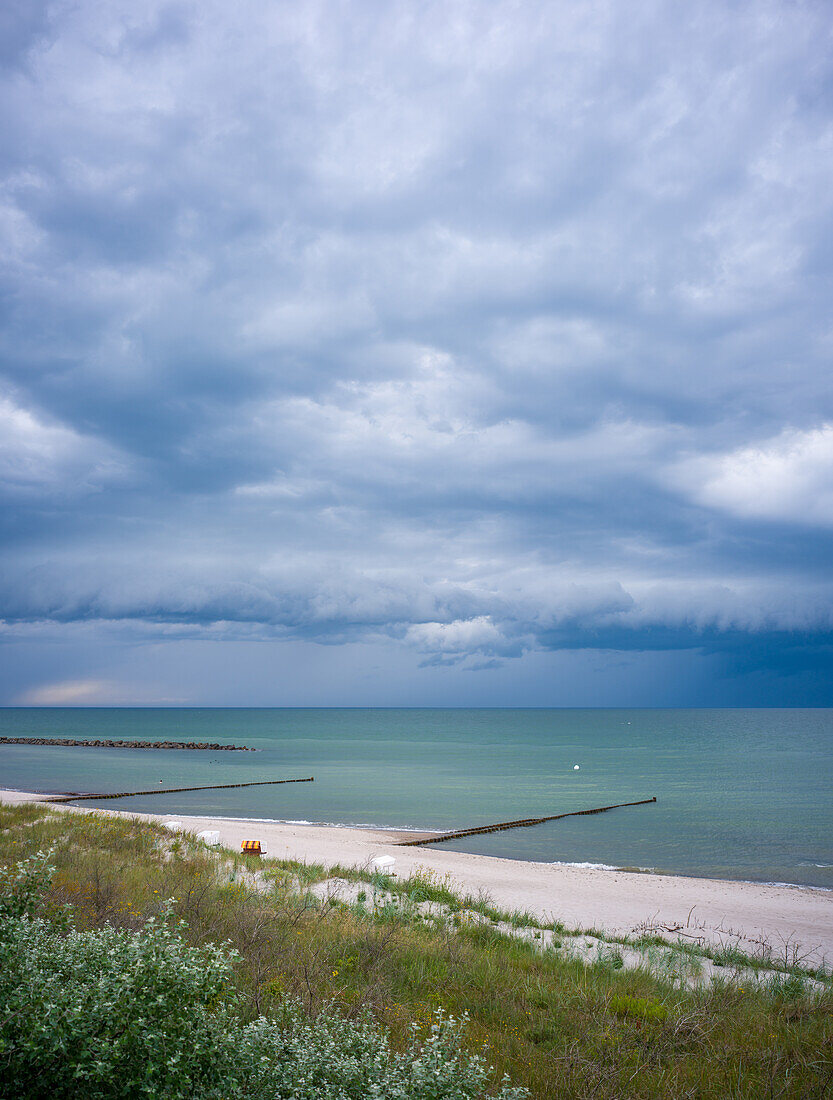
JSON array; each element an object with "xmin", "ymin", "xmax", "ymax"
[
  {"xmin": 0, "ymin": 854, "xmax": 525, "ymax": 1100},
  {"xmin": 0, "ymin": 848, "xmax": 54, "ymax": 920},
  {"xmin": 240, "ymin": 1005, "xmax": 527, "ymax": 1100},
  {"xmin": 0, "ymin": 856, "xmax": 242, "ymax": 1099}
]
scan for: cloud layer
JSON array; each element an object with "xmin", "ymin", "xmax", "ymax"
[{"xmin": 1, "ymin": 0, "xmax": 833, "ymax": 701}]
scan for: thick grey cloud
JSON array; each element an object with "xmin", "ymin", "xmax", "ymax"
[{"xmin": 1, "ymin": 0, "xmax": 832, "ymax": 703}]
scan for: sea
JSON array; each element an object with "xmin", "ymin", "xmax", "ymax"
[{"xmin": 1, "ymin": 708, "xmax": 831, "ymax": 889}]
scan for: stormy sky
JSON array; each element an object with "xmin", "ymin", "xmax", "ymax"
[{"xmin": 1, "ymin": 0, "xmax": 832, "ymax": 706}]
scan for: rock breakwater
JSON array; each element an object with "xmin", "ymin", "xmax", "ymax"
[{"xmin": 0, "ymin": 737, "xmax": 254, "ymax": 751}]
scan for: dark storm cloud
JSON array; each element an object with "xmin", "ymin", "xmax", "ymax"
[{"xmin": 1, "ymin": 0, "xmax": 833, "ymax": 700}]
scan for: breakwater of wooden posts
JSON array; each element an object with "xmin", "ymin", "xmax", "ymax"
[
  {"xmin": 0, "ymin": 737, "xmax": 254, "ymax": 750},
  {"xmin": 45, "ymin": 777, "xmax": 314, "ymax": 803},
  {"xmin": 396, "ymin": 797, "xmax": 657, "ymax": 846}
]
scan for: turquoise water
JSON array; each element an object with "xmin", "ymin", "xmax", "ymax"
[{"xmin": 1, "ymin": 708, "xmax": 831, "ymax": 888}]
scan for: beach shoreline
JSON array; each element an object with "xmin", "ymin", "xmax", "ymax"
[{"xmin": 3, "ymin": 787, "xmax": 832, "ymax": 969}]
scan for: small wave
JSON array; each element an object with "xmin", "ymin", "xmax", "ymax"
[
  {"xmin": 546, "ymin": 860, "xmax": 659, "ymax": 873},
  {"xmin": 548, "ymin": 860, "xmax": 621, "ymax": 871},
  {"xmin": 289, "ymin": 819, "xmax": 430, "ymax": 832},
  {"xmin": 757, "ymin": 880, "xmax": 833, "ymax": 892}
]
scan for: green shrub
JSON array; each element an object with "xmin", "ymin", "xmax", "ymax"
[
  {"xmin": 0, "ymin": 859, "xmax": 242, "ymax": 1098},
  {"xmin": 0, "ymin": 848, "xmax": 54, "ymax": 920},
  {"xmin": 240, "ymin": 1006, "xmax": 527, "ymax": 1099},
  {"xmin": 0, "ymin": 854, "xmax": 525, "ymax": 1100}
]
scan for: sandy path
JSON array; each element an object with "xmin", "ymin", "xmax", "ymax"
[{"xmin": 3, "ymin": 788, "xmax": 832, "ymax": 969}]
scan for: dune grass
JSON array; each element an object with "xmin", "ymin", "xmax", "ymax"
[{"xmin": 0, "ymin": 803, "xmax": 831, "ymax": 1098}]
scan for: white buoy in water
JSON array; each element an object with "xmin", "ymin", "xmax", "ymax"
[{"xmin": 573, "ymin": 764, "xmax": 580, "ymax": 771}]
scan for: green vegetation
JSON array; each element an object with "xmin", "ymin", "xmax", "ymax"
[
  {"xmin": 0, "ymin": 858, "xmax": 520, "ymax": 1099},
  {"xmin": 1, "ymin": 803, "xmax": 831, "ymax": 1098}
]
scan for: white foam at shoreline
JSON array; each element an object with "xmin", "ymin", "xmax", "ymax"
[
  {"xmin": 548, "ymin": 860, "xmax": 648, "ymax": 872},
  {"xmin": 758, "ymin": 880, "xmax": 833, "ymax": 892}
]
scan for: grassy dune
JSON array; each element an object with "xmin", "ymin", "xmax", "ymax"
[{"xmin": 1, "ymin": 802, "xmax": 831, "ymax": 1098}]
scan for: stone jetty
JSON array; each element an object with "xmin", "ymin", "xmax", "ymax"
[{"xmin": 0, "ymin": 737, "xmax": 254, "ymax": 751}]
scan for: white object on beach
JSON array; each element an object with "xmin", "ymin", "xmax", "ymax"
[
  {"xmin": 371, "ymin": 855, "xmax": 396, "ymax": 874},
  {"xmin": 573, "ymin": 764, "xmax": 580, "ymax": 771},
  {"xmin": 197, "ymin": 829, "xmax": 220, "ymax": 846},
  {"xmin": 164, "ymin": 820, "xmax": 183, "ymax": 830}
]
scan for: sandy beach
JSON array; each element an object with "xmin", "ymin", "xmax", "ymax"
[{"xmin": 3, "ymin": 788, "xmax": 832, "ymax": 969}]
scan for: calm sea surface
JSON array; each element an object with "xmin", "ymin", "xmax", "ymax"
[{"xmin": 1, "ymin": 708, "xmax": 831, "ymax": 888}]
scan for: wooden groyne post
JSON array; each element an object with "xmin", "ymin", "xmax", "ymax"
[
  {"xmin": 45, "ymin": 777, "xmax": 314, "ymax": 803},
  {"xmin": 396, "ymin": 796, "xmax": 657, "ymax": 846}
]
